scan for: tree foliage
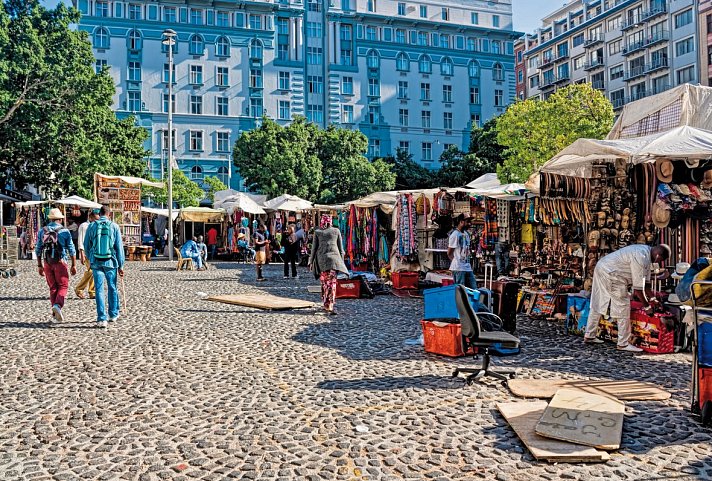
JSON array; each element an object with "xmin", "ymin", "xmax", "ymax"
[
  {"xmin": 202, "ymin": 176, "xmax": 228, "ymax": 203},
  {"xmin": 142, "ymin": 170, "xmax": 205, "ymax": 208},
  {"xmin": 495, "ymin": 83, "xmax": 614, "ymax": 183},
  {"xmin": 233, "ymin": 117, "xmax": 395, "ymax": 204},
  {"xmin": 381, "ymin": 148, "xmax": 436, "ymax": 190},
  {"xmin": 0, "ymin": 0, "xmax": 148, "ymax": 198}
]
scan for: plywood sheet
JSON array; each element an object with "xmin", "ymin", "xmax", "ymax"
[
  {"xmin": 206, "ymin": 294, "xmax": 315, "ymax": 311},
  {"xmin": 496, "ymin": 402, "xmax": 610, "ymax": 463},
  {"xmin": 535, "ymin": 389, "xmax": 625, "ymax": 450},
  {"xmin": 507, "ymin": 378, "xmax": 670, "ymax": 401}
]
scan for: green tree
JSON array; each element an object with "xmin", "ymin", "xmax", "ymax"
[
  {"xmin": 495, "ymin": 83, "xmax": 614, "ymax": 183},
  {"xmin": 0, "ymin": 0, "xmax": 149, "ymax": 198},
  {"xmin": 469, "ymin": 117, "xmax": 506, "ymax": 172},
  {"xmin": 381, "ymin": 148, "xmax": 437, "ymax": 190},
  {"xmin": 142, "ymin": 170, "xmax": 205, "ymax": 208},
  {"xmin": 202, "ymin": 176, "xmax": 228, "ymax": 203},
  {"xmin": 436, "ymin": 145, "xmax": 491, "ymax": 187},
  {"xmin": 317, "ymin": 125, "xmax": 395, "ymax": 203},
  {"xmin": 233, "ymin": 117, "xmax": 322, "ymax": 200}
]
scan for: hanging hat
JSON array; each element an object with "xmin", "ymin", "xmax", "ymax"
[
  {"xmin": 674, "ymin": 262, "xmax": 691, "ymax": 277},
  {"xmin": 651, "ymin": 203, "xmax": 670, "ymax": 228},
  {"xmin": 702, "ymin": 169, "xmax": 712, "ymax": 189},
  {"xmin": 238, "ymin": 232, "xmax": 246, "ymax": 239},
  {"xmin": 655, "ymin": 159, "xmax": 674, "ymax": 183},
  {"xmin": 676, "ymin": 184, "xmax": 692, "ymax": 196},
  {"xmin": 47, "ymin": 208, "xmax": 64, "ymax": 220},
  {"xmin": 685, "ymin": 158, "xmax": 700, "ymax": 169}
]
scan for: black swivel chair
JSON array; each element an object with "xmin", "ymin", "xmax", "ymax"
[{"xmin": 452, "ymin": 285, "xmax": 521, "ymax": 386}]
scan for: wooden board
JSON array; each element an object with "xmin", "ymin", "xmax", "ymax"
[
  {"xmin": 507, "ymin": 378, "xmax": 670, "ymax": 401},
  {"xmin": 206, "ymin": 294, "xmax": 316, "ymax": 311},
  {"xmin": 496, "ymin": 402, "xmax": 610, "ymax": 463},
  {"xmin": 306, "ymin": 286, "xmax": 322, "ymax": 294},
  {"xmin": 535, "ymin": 389, "xmax": 625, "ymax": 450}
]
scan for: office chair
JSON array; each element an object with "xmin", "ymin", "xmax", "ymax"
[{"xmin": 452, "ymin": 285, "xmax": 521, "ymax": 386}]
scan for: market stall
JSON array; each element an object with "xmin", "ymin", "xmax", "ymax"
[
  {"xmin": 214, "ymin": 190, "xmax": 266, "ymax": 254},
  {"xmin": 176, "ymin": 207, "xmax": 226, "ymax": 245}
]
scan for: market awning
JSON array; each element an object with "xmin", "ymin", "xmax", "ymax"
[
  {"xmin": 541, "ymin": 126, "xmax": 712, "ymax": 178},
  {"xmin": 264, "ymin": 194, "xmax": 313, "ymax": 212},
  {"xmin": 214, "ymin": 192, "xmax": 266, "ymax": 215},
  {"xmin": 95, "ymin": 174, "xmax": 164, "ymax": 189},
  {"xmin": 466, "ymin": 173, "xmax": 502, "ymax": 190},
  {"xmin": 177, "ymin": 207, "xmax": 226, "ymax": 223},
  {"xmin": 54, "ymin": 195, "xmax": 102, "ymax": 209},
  {"xmin": 142, "ymin": 206, "xmax": 179, "ymax": 220}
]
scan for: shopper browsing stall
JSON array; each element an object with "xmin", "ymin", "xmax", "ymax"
[
  {"xmin": 583, "ymin": 244, "xmax": 671, "ymax": 352},
  {"xmin": 448, "ymin": 213, "xmax": 476, "ymax": 289}
]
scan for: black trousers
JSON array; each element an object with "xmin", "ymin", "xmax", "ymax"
[{"xmin": 283, "ymin": 247, "xmax": 297, "ymax": 277}]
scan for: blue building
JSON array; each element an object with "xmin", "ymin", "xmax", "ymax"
[{"xmin": 76, "ymin": 0, "xmax": 518, "ymax": 191}]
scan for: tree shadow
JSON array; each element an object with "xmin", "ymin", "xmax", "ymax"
[
  {"xmin": 0, "ymin": 322, "xmax": 98, "ymax": 330},
  {"xmin": 0, "ymin": 296, "xmax": 47, "ymax": 302},
  {"xmin": 317, "ymin": 374, "xmax": 461, "ymax": 391}
]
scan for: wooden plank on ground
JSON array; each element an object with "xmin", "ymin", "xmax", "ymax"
[
  {"xmin": 496, "ymin": 402, "xmax": 610, "ymax": 463},
  {"xmin": 206, "ymin": 294, "xmax": 316, "ymax": 311},
  {"xmin": 535, "ymin": 388, "xmax": 625, "ymax": 450},
  {"xmin": 507, "ymin": 378, "xmax": 670, "ymax": 401}
]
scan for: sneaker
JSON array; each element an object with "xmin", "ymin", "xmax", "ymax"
[
  {"xmin": 108, "ymin": 315, "xmax": 119, "ymax": 323},
  {"xmin": 257, "ymin": 278, "xmax": 267, "ymax": 282},
  {"xmin": 617, "ymin": 344, "xmax": 643, "ymax": 352},
  {"xmin": 292, "ymin": 275, "xmax": 300, "ymax": 279},
  {"xmin": 97, "ymin": 321, "xmax": 108, "ymax": 329},
  {"xmin": 583, "ymin": 337, "xmax": 604, "ymax": 344},
  {"xmin": 283, "ymin": 276, "xmax": 290, "ymax": 279},
  {"xmin": 52, "ymin": 305, "xmax": 64, "ymax": 323}
]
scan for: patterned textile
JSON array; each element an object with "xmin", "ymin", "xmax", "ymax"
[
  {"xmin": 320, "ymin": 214, "xmax": 332, "ymax": 229},
  {"xmin": 396, "ymin": 194, "xmax": 418, "ymax": 260},
  {"xmin": 482, "ymin": 199, "xmax": 498, "ymax": 249},
  {"xmin": 320, "ymin": 270, "xmax": 337, "ymax": 311}
]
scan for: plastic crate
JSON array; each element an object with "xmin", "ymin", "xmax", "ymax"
[
  {"xmin": 392, "ymin": 271, "xmax": 419, "ymax": 290},
  {"xmin": 336, "ymin": 279, "xmax": 360, "ymax": 299},
  {"xmin": 629, "ymin": 309, "xmax": 675, "ymax": 354},
  {"xmin": 421, "ymin": 320, "xmax": 474, "ymax": 357},
  {"xmin": 441, "ymin": 278, "xmax": 454, "ymax": 286},
  {"xmin": 699, "ymin": 321, "xmax": 712, "ymax": 367},
  {"xmin": 700, "ymin": 368, "xmax": 712, "ymax": 410},
  {"xmin": 351, "ymin": 262, "xmax": 369, "ymax": 272},
  {"xmin": 423, "ymin": 285, "xmax": 481, "ymax": 320}
]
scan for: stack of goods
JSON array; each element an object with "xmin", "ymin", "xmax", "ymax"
[{"xmin": 395, "ymin": 194, "xmax": 418, "ymax": 262}]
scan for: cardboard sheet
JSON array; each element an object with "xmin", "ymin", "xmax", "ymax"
[
  {"xmin": 497, "ymin": 402, "xmax": 610, "ymax": 463},
  {"xmin": 535, "ymin": 389, "xmax": 625, "ymax": 450},
  {"xmin": 206, "ymin": 294, "xmax": 315, "ymax": 311},
  {"xmin": 507, "ymin": 378, "xmax": 670, "ymax": 401}
]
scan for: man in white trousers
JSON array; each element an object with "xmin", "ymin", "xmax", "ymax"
[{"xmin": 584, "ymin": 243, "xmax": 671, "ymax": 352}]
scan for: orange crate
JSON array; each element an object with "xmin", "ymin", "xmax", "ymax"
[
  {"xmin": 701, "ymin": 368, "xmax": 712, "ymax": 410},
  {"xmin": 421, "ymin": 320, "xmax": 475, "ymax": 357},
  {"xmin": 392, "ymin": 271, "xmax": 419, "ymax": 290},
  {"xmin": 336, "ymin": 279, "xmax": 360, "ymax": 299}
]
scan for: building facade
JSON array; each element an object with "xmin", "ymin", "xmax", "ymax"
[
  {"xmin": 699, "ymin": 0, "xmax": 712, "ymax": 87},
  {"xmin": 521, "ymin": 0, "xmax": 697, "ymax": 111},
  {"xmin": 76, "ymin": 0, "xmax": 518, "ymax": 190}
]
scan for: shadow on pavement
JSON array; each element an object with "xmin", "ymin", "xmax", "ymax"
[{"xmin": 317, "ymin": 375, "xmax": 461, "ymax": 391}]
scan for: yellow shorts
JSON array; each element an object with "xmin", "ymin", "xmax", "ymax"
[{"xmin": 255, "ymin": 251, "xmax": 266, "ymax": 265}]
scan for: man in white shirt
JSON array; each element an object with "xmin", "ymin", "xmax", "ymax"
[
  {"xmin": 75, "ymin": 210, "xmax": 99, "ymax": 299},
  {"xmin": 448, "ymin": 213, "xmax": 476, "ymax": 289}
]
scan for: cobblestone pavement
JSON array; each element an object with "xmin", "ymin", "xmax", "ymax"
[{"xmin": 1, "ymin": 259, "xmax": 711, "ymax": 481}]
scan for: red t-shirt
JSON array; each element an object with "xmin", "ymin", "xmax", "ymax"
[{"xmin": 207, "ymin": 228, "xmax": 218, "ymax": 245}]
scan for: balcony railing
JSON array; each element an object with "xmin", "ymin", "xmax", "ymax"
[
  {"xmin": 645, "ymin": 58, "xmax": 669, "ymax": 73},
  {"xmin": 555, "ymin": 52, "xmax": 570, "ymax": 62},
  {"xmin": 591, "ymin": 81, "xmax": 605, "ymax": 91},
  {"xmin": 652, "ymin": 83, "xmax": 671, "ymax": 95},
  {"xmin": 554, "ymin": 73, "xmax": 571, "ymax": 84},
  {"xmin": 540, "ymin": 55, "xmax": 555, "ymax": 68},
  {"xmin": 627, "ymin": 90, "xmax": 648, "ymax": 103},
  {"xmin": 583, "ymin": 59, "xmax": 604, "ymax": 71},
  {"xmin": 622, "ymin": 40, "xmax": 645, "ymax": 56},
  {"xmin": 621, "ymin": 16, "xmax": 643, "ymax": 31},
  {"xmin": 624, "ymin": 66, "xmax": 646, "ymax": 81},
  {"xmin": 584, "ymin": 35, "xmax": 605, "ymax": 48},
  {"xmin": 641, "ymin": 3, "xmax": 667, "ymax": 22},
  {"xmin": 612, "ymin": 98, "xmax": 625, "ymax": 109},
  {"xmin": 645, "ymin": 30, "xmax": 669, "ymax": 48},
  {"xmin": 541, "ymin": 76, "xmax": 557, "ymax": 88}
]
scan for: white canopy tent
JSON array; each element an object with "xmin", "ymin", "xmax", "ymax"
[
  {"xmin": 53, "ymin": 195, "xmax": 102, "ymax": 209},
  {"xmin": 214, "ymin": 192, "xmax": 266, "ymax": 215},
  {"xmin": 142, "ymin": 206, "xmax": 179, "ymax": 221},
  {"xmin": 466, "ymin": 173, "xmax": 502, "ymax": 190},
  {"xmin": 540, "ymin": 126, "xmax": 712, "ymax": 178},
  {"xmin": 467, "ymin": 173, "xmax": 528, "ymax": 200},
  {"xmin": 264, "ymin": 194, "xmax": 313, "ymax": 212}
]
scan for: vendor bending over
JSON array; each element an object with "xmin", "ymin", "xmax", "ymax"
[{"xmin": 583, "ymin": 243, "xmax": 671, "ymax": 352}]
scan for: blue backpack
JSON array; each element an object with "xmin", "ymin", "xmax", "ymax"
[{"xmin": 93, "ymin": 220, "xmax": 114, "ymax": 261}]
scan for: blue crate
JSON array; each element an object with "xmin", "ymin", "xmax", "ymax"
[
  {"xmin": 423, "ymin": 285, "xmax": 481, "ymax": 320},
  {"xmin": 700, "ymin": 320, "xmax": 712, "ymax": 367}
]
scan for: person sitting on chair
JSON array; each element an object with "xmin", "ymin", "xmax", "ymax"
[
  {"xmin": 180, "ymin": 236, "xmax": 204, "ymax": 270},
  {"xmin": 237, "ymin": 233, "xmax": 255, "ymax": 261}
]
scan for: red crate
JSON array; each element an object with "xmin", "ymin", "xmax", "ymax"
[
  {"xmin": 630, "ymin": 309, "xmax": 675, "ymax": 354},
  {"xmin": 700, "ymin": 368, "xmax": 712, "ymax": 410},
  {"xmin": 336, "ymin": 279, "xmax": 360, "ymax": 299},
  {"xmin": 352, "ymin": 262, "xmax": 368, "ymax": 272},
  {"xmin": 392, "ymin": 271, "xmax": 419, "ymax": 290},
  {"xmin": 421, "ymin": 320, "xmax": 475, "ymax": 357},
  {"xmin": 441, "ymin": 278, "xmax": 454, "ymax": 286}
]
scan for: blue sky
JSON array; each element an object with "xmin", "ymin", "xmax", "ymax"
[
  {"xmin": 513, "ymin": 0, "xmax": 569, "ymax": 34},
  {"xmin": 43, "ymin": 0, "xmax": 564, "ymax": 37}
]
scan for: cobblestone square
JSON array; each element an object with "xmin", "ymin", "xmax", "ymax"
[{"xmin": 1, "ymin": 260, "xmax": 711, "ymax": 481}]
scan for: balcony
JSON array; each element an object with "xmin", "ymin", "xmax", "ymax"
[
  {"xmin": 540, "ymin": 55, "xmax": 555, "ymax": 68},
  {"xmin": 645, "ymin": 59, "xmax": 669, "ymax": 74},
  {"xmin": 554, "ymin": 73, "xmax": 571, "ymax": 84},
  {"xmin": 621, "ymin": 16, "xmax": 643, "ymax": 31},
  {"xmin": 652, "ymin": 83, "xmax": 671, "ymax": 95},
  {"xmin": 555, "ymin": 52, "xmax": 569, "ymax": 62},
  {"xmin": 622, "ymin": 40, "xmax": 645, "ymax": 56},
  {"xmin": 641, "ymin": 3, "xmax": 667, "ymax": 22},
  {"xmin": 583, "ymin": 59, "xmax": 604, "ymax": 71},
  {"xmin": 591, "ymin": 81, "xmax": 605, "ymax": 91},
  {"xmin": 541, "ymin": 76, "xmax": 557, "ymax": 89},
  {"xmin": 645, "ymin": 30, "xmax": 669, "ymax": 48},
  {"xmin": 612, "ymin": 98, "xmax": 625, "ymax": 109},
  {"xmin": 627, "ymin": 90, "xmax": 648, "ymax": 103},
  {"xmin": 584, "ymin": 35, "xmax": 604, "ymax": 48},
  {"xmin": 624, "ymin": 66, "xmax": 646, "ymax": 81}
]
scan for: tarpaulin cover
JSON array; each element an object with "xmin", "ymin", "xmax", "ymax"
[
  {"xmin": 54, "ymin": 195, "xmax": 102, "ymax": 209},
  {"xmin": 95, "ymin": 174, "xmax": 164, "ymax": 188},
  {"xmin": 213, "ymin": 192, "xmax": 266, "ymax": 215},
  {"xmin": 142, "ymin": 206, "xmax": 179, "ymax": 220},
  {"xmin": 263, "ymin": 194, "xmax": 313, "ymax": 212},
  {"xmin": 540, "ymin": 126, "xmax": 712, "ymax": 178},
  {"xmin": 177, "ymin": 207, "xmax": 226, "ymax": 223}
]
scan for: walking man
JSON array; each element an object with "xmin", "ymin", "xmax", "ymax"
[
  {"xmin": 84, "ymin": 205, "xmax": 124, "ymax": 328},
  {"xmin": 35, "ymin": 208, "xmax": 77, "ymax": 323},
  {"xmin": 583, "ymin": 244, "xmax": 671, "ymax": 352},
  {"xmin": 75, "ymin": 209, "xmax": 99, "ymax": 299},
  {"xmin": 206, "ymin": 226, "xmax": 218, "ymax": 260},
  {"xmin": 253, "ymin": 223, "xmax": 268, "ymax": 281},
  {"xmin": 448, "ymin": 213, "xmax": 477, "ymax": 289}
]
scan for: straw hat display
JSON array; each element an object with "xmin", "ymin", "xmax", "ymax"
[
  {"xmin": 651, "ymin": 202, "xmax": 670, "ymax": 229},
  {"xmin": 655, "ymin": 159, "xmax": 674, "ymax": 183}
]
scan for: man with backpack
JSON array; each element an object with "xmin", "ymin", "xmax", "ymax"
[
  {"xmin": 35, "ymin": 208, "xmax": 77, "ymax": 323},
  {"xmin": 84, "ymin": 205, "xmax": 125, "ymax": 328}
]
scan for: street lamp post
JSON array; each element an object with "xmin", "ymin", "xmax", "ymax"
[{"xmin": 162, "ymin": 29, "xmax": 177, "ymax": 261}]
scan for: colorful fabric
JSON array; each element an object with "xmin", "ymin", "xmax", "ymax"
[
  {"xmin": 396, "ymin": 194, "xmax": 418, "ymax": 260},
  {"xmin": 482, "ymin": 199, "xmax": 498, "ymax": 249},
  {"xmin": 320, "ymin": 214, "xmax": 332, "ymax": 229},
  {"xmin": 320, "ymin": 270, "xmax": 337, "ymax": 311}
]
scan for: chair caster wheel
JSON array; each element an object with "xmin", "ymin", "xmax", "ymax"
[
  {"xmin": 502, "ymin": 380, "xmax": 508, "ymax": 387},
  {"xmin": 451, "ymin": 370, "xmax": 459, "ymax": 378},
  {"xmin": 466, "ymin": 378, "xmax": 476, "ymax": 386},
  {"xmin": 508, "ymin": 373, "xmax": 516, "ymax": 379}
]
